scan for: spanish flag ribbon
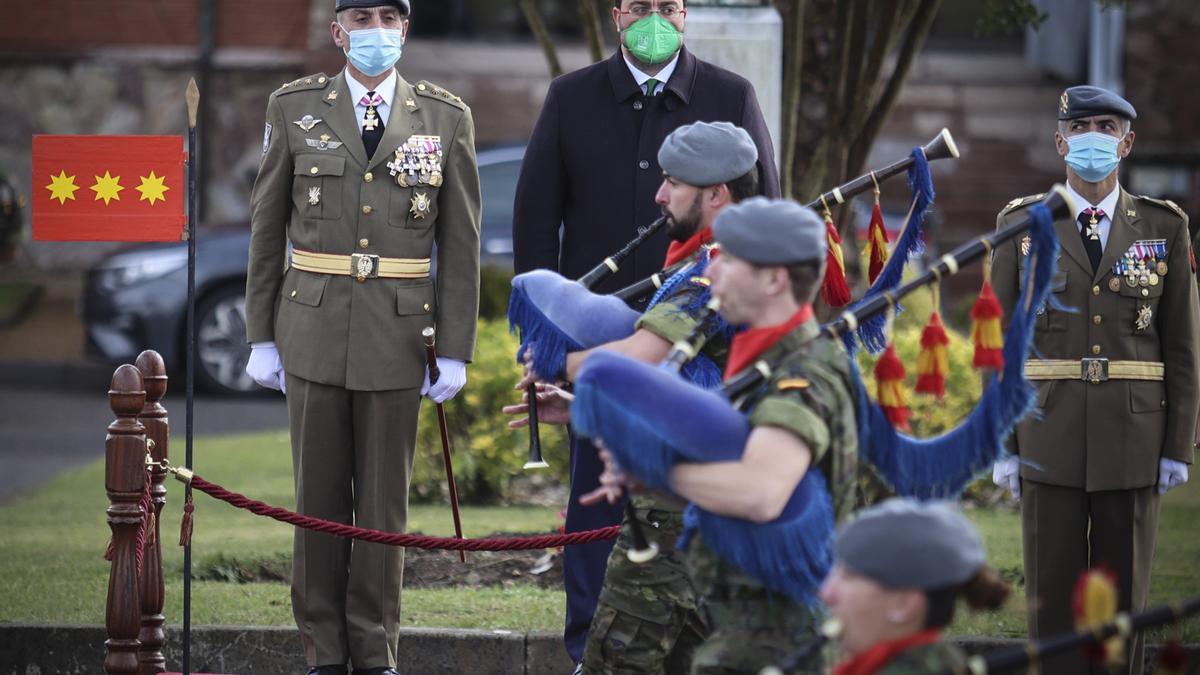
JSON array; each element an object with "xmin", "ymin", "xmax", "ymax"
[
  {"xmin": 915, "ymin": 310, "xmax": 949, "ymax": 399},
  {"xmin": 874, "ymin": 343, "xmax": 911, "ymax": 431},
  {"xmin": 821, "ymin": 210, "xmax": 852, "ymax": 308},
  {"xmin": 863, "ymin": 200, "xmax": 890, "ymax": 285}
]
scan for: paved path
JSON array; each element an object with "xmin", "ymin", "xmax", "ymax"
[{"xmin": 0, "ymin": 364, "xmax": 288, "ymax": 503}]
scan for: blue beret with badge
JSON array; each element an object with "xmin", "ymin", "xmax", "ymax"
[
  {"xmin": 336, "ymin": 0, "xmax": 410, "ymax": 14},
  {"xmin": 712, "ymin": 196, "xmax": 827, "ymax": 266},
  {"xmin": 658, "ymin": 121, "xmax": 758, "ymax": 188},
  {"xmin": 1058, "ymin": 85, "xmax": 1137, "ymax": 121},
  {"xmin": 835, "ymin": 498, "xmax": 986, "ymax": 590}
]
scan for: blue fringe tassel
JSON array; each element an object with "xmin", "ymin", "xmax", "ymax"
[
  {"xmin": 648, "ymin": 253, "xmax": 705, "ymax": 310},
  {"xmin": 681, "ymin": 353, "xmax": 725, "ymax": 390},
  {"xmin": 845, "ymin": 147, "xmax": 936, "ymax": 354},
  {"xmin": 854, "ymin": 203, "xmax": 1060, "ymax": 498},
  {"xmin": 688, "ymin": 471, "xmax": 835, "ymax": 606},
  {"xmin": 506, "ymin": 285, "xmax": 584, "ymax": 381}
]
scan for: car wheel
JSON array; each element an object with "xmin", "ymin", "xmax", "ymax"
[{"xmin": 194, "ymin": 286, "xmax": 257, "ymax": 395}]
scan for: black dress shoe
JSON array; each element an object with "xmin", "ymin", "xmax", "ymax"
[
  {"xmin": 350, "ymin": 669, "xmax": 398, "ymax": 675},
  {"xmin": 307, "ymin": 666, "xmax": 348, "ymax": 675}
]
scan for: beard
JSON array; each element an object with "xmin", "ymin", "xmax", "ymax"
[{"xmin": 665, "ymin": 192, "xmax": 704, "ymax": 242}]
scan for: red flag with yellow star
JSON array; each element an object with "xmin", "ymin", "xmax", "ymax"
[{"xmin": 32, "ymin": 135, "xmax": 186, "ymax": 241}]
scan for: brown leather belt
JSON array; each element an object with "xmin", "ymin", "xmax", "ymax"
[
  {"xmin": 291, "ymin": 249, "xmax": 430, "ymax": 281},
  {"xmin": 1024, "ymin": 358, "xmax": 1164, "ymax": 384}
]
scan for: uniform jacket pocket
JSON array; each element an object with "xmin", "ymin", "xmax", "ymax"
[
  {"xmin": 396, "ymin": 280, "xmax": 435, "ymax": 316},
  {"xmin": 293, "ymin": 154, "xmax": 345, "ymax": 220},
  {"xmin": 283, "ymin": 269, "xmax": 329, "ymax": 307}
]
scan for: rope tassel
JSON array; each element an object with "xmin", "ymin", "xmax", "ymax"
[
  {"xmin": 875, "ymin": 343, "xmax": 911, "ymax": 431},
  {"xmin": 915, "ymin": 311, "xmax": 949, "ymax": 399},
  {"xmin": 820, "ymin": 204, "xmax": 852, "ymax": 308},
  {"xmin": 971, "ymin": 246, "xmax": 1005, "ymax": 371},
  {"xmin": 864, "ymin": 184, "xmax": 890, "ymax": 285},
  {"xmin": 1073, "ymin": 567, "xmax": 1124, "ymax": 666}
]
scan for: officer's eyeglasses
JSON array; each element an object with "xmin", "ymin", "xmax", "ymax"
[{"xmin": 619, "ymin": 4, "xmax": 683, "ymax": 19}]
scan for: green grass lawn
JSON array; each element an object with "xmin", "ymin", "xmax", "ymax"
[{"xmin": 1, "ymin": 429, "xmax": 1196, "ymax": 642}]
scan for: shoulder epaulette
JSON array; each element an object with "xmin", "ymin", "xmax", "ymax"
[
  {"xmin": 1133, "ymin": 194, "xmax": 1187, "ymax": 220},
  {"xmin": 274, "ymin": 73, "xmax": 331, "ymax": 96},
  {"xmin": 1000, "ymin": 193, "xmax": 1044, "ymax": 215},
  {"xmin": 415, "ymin": 80, "xmax": 467, "ymax": 109}
]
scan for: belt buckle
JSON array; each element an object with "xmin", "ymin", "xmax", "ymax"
[
  {"xmin": 1081, "ymin": 357, "xmax": 1109, "ymax": 384},
  {"xmin": 351, "ymin": 253, "xmax": 379, "ymax": 281}
]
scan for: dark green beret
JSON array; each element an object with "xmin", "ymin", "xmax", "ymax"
[
  {"xmin": 1058, "ymin": 85, "xmax": 1136, "ymax": 121},
  {"xmin": 835, "ymin": 499, "xmax": 985, "ymax": 590},
  {"xmin": 711, "ymin": 197, "xmax": 826, "ymax": 266},
  {"xmin": 658, "ymin": 121, "xmax": 758, "ymax": 187},
  {"xmin": 336, "ymin": 0, "xmax": 410, "ymax": 14}
]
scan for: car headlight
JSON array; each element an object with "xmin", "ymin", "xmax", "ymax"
[{"xmin": 95, "ymin": 247, "xmax": 189, "ymax": 290}]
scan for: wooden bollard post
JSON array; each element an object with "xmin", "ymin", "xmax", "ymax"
[
  {"xmin": 135, "ymin": 351, "xmax": 168, "ymax": 675},
  {"xmin": 105, "ymin": 364, "xmax": 147, "ymax": 675}
]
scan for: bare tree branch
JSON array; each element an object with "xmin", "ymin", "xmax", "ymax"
[
  {"xmin": 579, "ymin": 0, "xmax": 606, "ymax": 63},
  {"xmin": 520, "ymin": 0, "xmax": 563, "ymax": 78}
]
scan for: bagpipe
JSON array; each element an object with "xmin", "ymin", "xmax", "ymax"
[{"xmin": 568, "ymin": 187, "xmax": 1073, "ymax": 604}]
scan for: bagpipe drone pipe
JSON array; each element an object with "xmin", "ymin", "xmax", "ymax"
[
  {"xmin": 506, "ymin": 129, "xmax": 961, "ymax": 385},
  {"xmin": 568, "ymin": 186, "xmax": 1073, "ymax": 605}
]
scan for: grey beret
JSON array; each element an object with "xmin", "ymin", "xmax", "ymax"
[
  {"xmin": 711, "ymin": 196, "xmax": 826, "ymax": 266},
  {"xmin": 336, "ymin": 0, "xmax": 410, "ymax": 14},
  {"xmin": 658, "ymin": 121, "xmax": 758, "ymax": 187},
  {"xmin": 836, "ymin": 499, "xmax": 986, "ymax": 590},
  {"xmin": 1058, "ymin": 85, "xmax": 1136, "ymax": 121}
]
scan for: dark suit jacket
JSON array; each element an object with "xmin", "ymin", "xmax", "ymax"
[
  {"xmin": 992, "ymin": 188, "xmax": 1199, "ymax": 490},
  {"xmin": 512, "ymin": 47, "xmax": 779, "ymax": 294}
]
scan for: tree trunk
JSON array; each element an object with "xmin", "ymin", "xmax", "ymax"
[
  {"xmin": 520, "ymin": 0, "xmax": 563, "ymax": 78},
  {"xmin": 579, "ymin": 0, "xmax": 606, "ymax": 63}
]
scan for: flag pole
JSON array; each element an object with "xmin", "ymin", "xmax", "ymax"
[{"xmin": 182, "ymin": 76, "xmax": 200, "ymax": 675}]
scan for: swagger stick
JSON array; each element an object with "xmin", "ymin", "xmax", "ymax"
[{"xmin": 422, "ymin": 327, "xmax": 466, "ymax": 562}]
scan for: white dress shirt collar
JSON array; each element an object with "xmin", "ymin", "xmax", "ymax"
[
  {"xmin": 1065, "ymin": 181, "xmax": 1121, "ymax": 251},
  {"xmin": 623, "ymin": 53, "xmax": 679, "ymax": 94},
  {"xmin": 345, "ymin": 68, "xmax": 397, "ymax": 114}
]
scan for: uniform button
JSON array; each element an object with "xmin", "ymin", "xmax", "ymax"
[
  {"xmin": 364, "ymin": 172, "xmax": 374, "ymax": 183},
  {"xmin": 290, "ymin": 290, "xmax": 297, "ymax": 298},
  {"xmin": 638, "ymin": 160, "xmax": 650, "ymax": 170},
  {"xmin": 318, "ymin": 76, "xmax": 326, "ymax": 83},
  {"xmin": 359, "ymin": 238, "xmax": 369, "ymax": 249},
  {"xmin": 310, "ymin": 167, "xmax": 319, "ymax": 175},
  {"xmin": 1092, "ymin": 285, "xmax": 1100, "ymax": 295},
  {"xmin": 362, "ymin": 205, "xmax": 373, "ymax": 215},
  {"xmin": 1161, "ymin": 400, "xmax": 1167, "ymax": 408},
  {"xmin": 423, "ymin": 303, "xmax": 431, "ymax": 312},
  {"xmin": 1092, "ymin": 315, "xmax": 1102, "ymax": 325},
  {"xmin": 633, "ymin": 100, "xmax": 644, "ymax": 111},
  {"xmin": 1092, "ymin": 345, "xmax": 1102, "ymax": 355},
  {"xmin": 1141, "ymin": 288, "xmax": 1149, "ymax": 297}
]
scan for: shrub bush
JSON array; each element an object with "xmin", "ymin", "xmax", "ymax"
[{"xmin": 411, "ymin": 318, "xmax": 571, "ymax": 504}]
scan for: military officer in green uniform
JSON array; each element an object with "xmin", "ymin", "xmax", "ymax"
[
  {"xmin": 589, "ymin": 198, "xmax": 860, "ymax": 674},
  {"xmin": 244, "ymin": 1, "xmax": 480, "ymax": 673},
  {"xmin": 990, "ymin": 85, "xmax": 1199, "ymax": 675},
  {"xmin": 509, "ymin": 121, "xmax": 762, "ymax": 674},
  {"xmin": 817, "ymin": 499, "xmax": 1010, "ymax": 675}
]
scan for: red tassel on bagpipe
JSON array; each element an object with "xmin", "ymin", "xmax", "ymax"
[
  {"xmin": 971, "ymin": 280, "xmax": 1004, "ymax": 370},
  {"xmin": 1073, "ymin": 566, "xmax": 1124, "ymax": 666},
  {"xmin": 821, "ymin": 209, "xmax": 852, "ymax": 308},
  {"xmin": 915, "ymin": 310, "xmax": 949, "ymax": 399},
  {"xmin": 874, "ymin": 343, "xmax": 911, "ymax": 431},
  {"xmin": 864, "ymin": 200, "xmax": 890, "ymax": 285}
]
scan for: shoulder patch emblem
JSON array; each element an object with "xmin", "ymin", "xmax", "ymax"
[
  {"xmin": 416, "ymin": 80, "xmax": 466, "ymax": 109},
  {"xmin": 777, "ymin": 377, "xmax": 811, "ymax": 391},
  {"xmin": 262, "ymin": 123, "xmax": 272, "ymax": 154}
]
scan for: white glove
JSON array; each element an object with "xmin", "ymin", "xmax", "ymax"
[
  {"xmin": 992, "ymin": 457, "xmax": 1021, "ymax": 500},
  {"xmin": 245, "ymin": 341, "xmax": 286, "ymax": 393},
  {"xmin": 1158, "ymin": 458, "xmax": 1189, "ymax": 495},
  {"xmin": 422, "ymin": 357, "xmax": 467, "ymax": 403}
]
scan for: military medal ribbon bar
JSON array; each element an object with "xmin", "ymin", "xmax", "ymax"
[{"xmin": 33, "ymin": 135, "xmax": 187, "ymax": 241}]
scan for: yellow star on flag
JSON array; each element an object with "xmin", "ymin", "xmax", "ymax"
[
  {"xmin": 45, "ymin": 170, "xmax": 79, "ymax": 205},
  {"xmin": 91, "ymin": 171, "xmax": 124, "ymax": 205},
  {"xmin": 136, "ymin": 171, "xmax": 170, "ymax": 206}
]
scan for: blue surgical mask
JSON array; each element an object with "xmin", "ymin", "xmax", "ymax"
[
  {"xmin": 1065, "ymin": 131, "xmax": 1123, "ymax": 183},
  {"xmin": 340, "ymin": 24, "xmax": 404, "ymax": 76}
]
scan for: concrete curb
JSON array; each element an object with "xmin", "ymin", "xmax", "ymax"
[{"xmin": 2, "ymin": 623, "xmax": 1197, "ymax": 674}]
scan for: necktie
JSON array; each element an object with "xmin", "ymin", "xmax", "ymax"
[
  {"xmin": 645, "ymin": 78, "xmax": 659, "ymax": 97},
  {"xmin": 1078, "ymin": 209, "xmax": 1104, "ymax": 272},
  {"xmin": 360, "ymin": 91, "xmax": 385, "ymax": 159}
]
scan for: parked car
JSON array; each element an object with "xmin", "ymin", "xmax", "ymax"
[{"xmin": 82, "ymin": 144, "xmax": 524, "ymax": 395}]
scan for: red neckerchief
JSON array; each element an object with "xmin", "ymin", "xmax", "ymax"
[
  {"xmin": 832, "ymin": 629, "xmax": 943, "ymax": 675},
  {"xmin": 664, "ymin": 227, "xmax": 713, "ymax": 267},
  {"xmin": 723, "ymin": 305, "xmax": 814, "ymax": 381}
]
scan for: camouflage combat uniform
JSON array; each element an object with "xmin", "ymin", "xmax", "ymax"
[
  {"xmin": 582, "ymin": 249, "xmax": 727, "ymax": 675},
  {"xmin": 874, "ymin": 642, "xmax": 969, "ymax": 674},
  {"xmin": 687, "ymin": 318, "xmax": 859, "ymax": 675}
]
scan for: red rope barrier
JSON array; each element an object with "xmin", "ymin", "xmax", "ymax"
[{"xmin": 187, "ymin": 475, "xmax": 620, "ymax": 551}]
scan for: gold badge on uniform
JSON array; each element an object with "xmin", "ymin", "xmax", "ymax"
[
  {"xmin": 410, "ymin": 191, "xmax": 432, "ymax": 219},
  {"xmin": 1156, "ymin": 260, "xmax": 1168, "ymax": 276},
  {"xmin": 1108, "ymin": 277, "xmax": 1121, "ymax": 292},
  {"xmin": 387, "ymin": 135, "xmax": 444, "ymax": 188},
  {"xmin": 326, "ymin": 89, "xmax": 338, "ymax": 101},
  {"xmin": 305, "ymin": 134, "xmax": 343, "ymax": 151},
  {"xmin": 308, "ymin": 186, "xmax": 321, "ymax": 206},
  {"xmin": 293, "ymin": 115, "xmax": 322, "ymax": 132},
  {"xmin": 1136, "ymin": 304, "xmax": 1153, "ymax": 333}
]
